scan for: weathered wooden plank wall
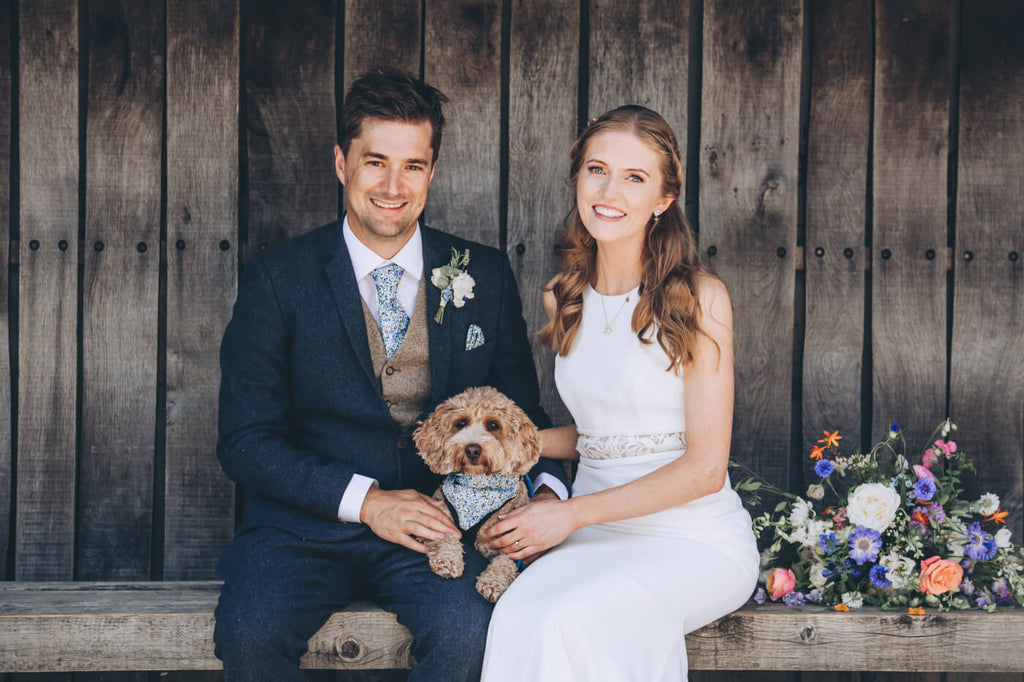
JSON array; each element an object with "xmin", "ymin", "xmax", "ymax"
[{"xmin": 1, "ymin": 1, "xmax": 1023, "ymax": 680}]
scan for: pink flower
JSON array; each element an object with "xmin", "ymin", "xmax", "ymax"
[
  {"xmin": 934, "ymin": 439, "xmax": 957, "ymax": 458},
  {"xmin": 913, "ymin": 464, "xmax": 936, "ymax": 481},
  {"xmin": 921, "ymin": 448, "xmax": 938, "ymax": 469},
  {"xmin": 919, "ymin": 556, "xmax": 963, "ymax": 596},
  {"xmin": 766, "ymin": 568, "xmax": 796, "ymax": 601}
]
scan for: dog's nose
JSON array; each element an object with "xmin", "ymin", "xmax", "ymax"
[{"xmin": 465, "ymin": 443, "xmax": 482, "ymax": 461}]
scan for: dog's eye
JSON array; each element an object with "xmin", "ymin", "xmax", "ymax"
[
  {"xmin": 487, "ymin": 420, "xmax": 501, "ymax": 432},
  {"xmin": 455, "ymin": 418, "xmax": 469, "ymax": 429}
]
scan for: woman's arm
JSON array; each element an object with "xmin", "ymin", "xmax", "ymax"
[
  {"xmin": 484, "ymin": 275, "xmax": 735, "ymax": 560},
  {"xmin": 539, "ymin": 424, "xmax": 580, "ymax": 460}
]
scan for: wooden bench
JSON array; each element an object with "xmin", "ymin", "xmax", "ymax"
[{"xmin": 2, "ymin": 582, "xmax": 1022, "ymax": 674}]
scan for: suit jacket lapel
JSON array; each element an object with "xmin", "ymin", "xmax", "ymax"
[
  {"xmin": 324, "ymin": 222, "xmax": 377, "ymax": 389},
  {"xmin": 422, "ymin": 225, "xmax": 453, "ymax": 405}
]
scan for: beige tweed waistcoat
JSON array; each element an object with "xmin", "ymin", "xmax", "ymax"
[{"xmin": 362, "ymin": 275, "xmax": 432, "ymax": 428}]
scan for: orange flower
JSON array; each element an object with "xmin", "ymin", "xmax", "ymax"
[
  {"xmin": 834, "ymin": 604, "xmax": 849, "ymax": 612},
  {"xmin": 809, "ymin": 445, "xmax": 825, "ymax": 460},
  {"xmin": 907, "ymin": 607, "xmax": 926, "ymax": 615},
  {"xmin": 986, "ymin": 509, "xmax": 1009, "ymax": 524},
  {"xmin": 912, "ymin": 510, "xmax": 929, "ymax": 527},
  {"xmin": 919, "ymin": 556, "xmax": 964, "ymax": 596},
  {"xmin": 818, "ymin": 430, "xmax": 842, "ymax": 449}
]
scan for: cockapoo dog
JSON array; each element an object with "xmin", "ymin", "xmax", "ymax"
[{"xmin": 412, "ymin": 386, "xmax": 541, "ymax": 602}]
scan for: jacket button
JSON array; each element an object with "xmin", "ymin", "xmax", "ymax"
[
  {"xmin": 385, "ymin": 366, "xmax": 395, "ymax": 376},
  {"xmin": 397, "ymin": 436, "xmax": 410, "ymax": 449}
]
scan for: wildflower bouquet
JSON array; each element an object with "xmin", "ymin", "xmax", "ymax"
[{"xmin": 738, "ymin": 419, "xmax": 1024, "ymax": 611}]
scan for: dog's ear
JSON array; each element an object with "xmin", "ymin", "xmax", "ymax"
[
  {"xmin": 501, "ymin": 402, "xmax": 542, "ymax": 476},
  {"xmin": 413, "ymin": 401, "xmax": 457, "ymax": 473}
]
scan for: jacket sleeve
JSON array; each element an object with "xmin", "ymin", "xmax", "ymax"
[
  {"xmin": 486, "ymin": 254, "xmax": 570, "ymax": 490},
  {"xmin": 216, "ymin": 258, "xmax": 358, "ymax": 522}
]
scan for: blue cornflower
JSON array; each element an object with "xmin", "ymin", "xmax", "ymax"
[
  {"xmin": 891, "ymin": 423, "xmax": 899, "ymax": 431},
  {"xmin": 819, "ymin": 531, "xmax": 837, "ymax": 552},
  {"xmin": 965, "ymin": 522, "xmax": 998, "ymax": 561},
  {"xmin": 913, "ymin": 477, "xmax": 937, "ymax": 501},
  {"xmin": 848, "ymin": 526, "xmax": 883, "ymax": 565},
  {"xmin": 815, "ymin": 459, "xmax": 835, "ymax": 478},
  {"xmin": 869, "ymin": 564, "xmax": 892, "ymax": 589}
]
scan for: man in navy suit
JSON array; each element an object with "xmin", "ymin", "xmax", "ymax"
[{"xmin": 213, "ymin": 68, "xmax": 568, "ymax": 681}]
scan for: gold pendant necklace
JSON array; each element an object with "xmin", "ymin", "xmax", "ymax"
[{"xmin": 599, "ymin": 292, "xmax": 631, "ymax": 334}]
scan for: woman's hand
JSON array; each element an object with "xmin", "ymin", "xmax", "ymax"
[{"xmin": 482, "ymin": 496, "xmax": 578, "ymax": 562}]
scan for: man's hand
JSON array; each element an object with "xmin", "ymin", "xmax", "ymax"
[{"xmin": 359, "ymin": 487, "xmax": 460, "ymax": 553}]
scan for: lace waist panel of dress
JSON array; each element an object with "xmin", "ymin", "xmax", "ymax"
[{"xmin": 576, "ymin": 430, "xmax": 687, "ymax": 460}]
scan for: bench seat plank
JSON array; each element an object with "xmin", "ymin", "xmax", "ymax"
[{"xmin": 1, "ymin": 582, "xmax": 1022, "ymax": 673}]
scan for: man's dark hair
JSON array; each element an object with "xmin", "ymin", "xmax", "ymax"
[{"xmin": 339, "ymin": 67, "xmax": 448, "ymax": 163}]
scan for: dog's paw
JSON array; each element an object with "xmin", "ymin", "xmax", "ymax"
[
  {"xmin": 475, "ymin": 554, "xmax": 519, "ymax": 603},
  {"xmin": 428, "ymin": 539, "xmax": 465, "ymax": 579}
]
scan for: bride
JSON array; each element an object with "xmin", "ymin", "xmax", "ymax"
[{"xmin": 479, "ymin": 105, "xmax": 759, "ymax": 681}]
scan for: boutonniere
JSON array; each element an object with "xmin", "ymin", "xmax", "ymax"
[{"xmin": 431, "ymin": 247, "xmax": 475, "ymax": 324}]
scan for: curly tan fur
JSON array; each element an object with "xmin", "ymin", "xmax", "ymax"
[{"xmin": 412, "ymin": 386, "xmax": 542, "ymax": 602}]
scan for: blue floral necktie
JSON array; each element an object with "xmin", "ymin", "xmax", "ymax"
[{"xmin": 372, "ymin": 263, "xmax": 409, "ymax": 360}]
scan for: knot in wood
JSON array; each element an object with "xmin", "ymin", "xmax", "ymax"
[
  {"xmin": 799, "ymin": 624, "xmax": 815, "ymax": 642},
  {"xmin": 337, "ymin": 637, "xmax": 361, "ymax": 660}
]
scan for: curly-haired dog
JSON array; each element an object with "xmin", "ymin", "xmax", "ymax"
[{"xmin": 412, "ymin": 386, "xmax": 541, "ymax": 602}]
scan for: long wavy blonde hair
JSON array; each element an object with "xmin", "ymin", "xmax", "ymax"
[{"xmin": 540, "ymin": 105, "xmax": 717, "ymax": 373}]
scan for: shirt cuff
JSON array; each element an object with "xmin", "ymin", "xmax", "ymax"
[
  {"xmin": 337, "ymin": 474, "xmax": 378, "ymax": 523},
  {"xmin": 532, "ymin": 473, "xmax": 568, "ymax": 501}
]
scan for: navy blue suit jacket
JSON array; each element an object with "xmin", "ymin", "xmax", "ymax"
[{"xmin": 217, "ymin": 220, "xmax": 565, "ymax": 541}]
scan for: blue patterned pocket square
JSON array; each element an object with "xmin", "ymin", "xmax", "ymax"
[{"xmin": 465, "ymin": 324, "xmax": 485, "ymax": 351}]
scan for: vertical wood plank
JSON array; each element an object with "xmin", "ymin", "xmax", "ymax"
[
  {"xmin": 588, "ymin": 0, "xmax": 689, "ymax": 183},
  {"xmin": 16, "ymin": 0, "xmax": 79, "ymax": 581},
  {"xmin": 871, "ymin": 0, "xmax": 950, "ymax": 448},
  {"xmin": 78, "ymin": 0, "xmax": 163, "ymax": 582},
  {"xmin": 424, "ymin": 0, "xmax": 501, "ymax": 245},
  {"xmin": 802, "ymin": 0, "xmax": 871, "ymax": 475},
  {"xmin": 165, "ymin": 0, "xmax": 238, "ymax": 579},
  {"xmin": 342, "ymin": 0, "xmax": 421, "ymax": 85},
  {"xmin": 0, "ymin": 0, "xmax": 12, "ymax": 580},
  {"xmin": 699, "ymin": 0, "xmax": 802, "ymax": 486},
  {"xmin": 950, "ymin": 0, "xmax": 1024, "ymax": 533},
  {"xmin": 245, "ymin": 0, "xmax": 337, "ymax": 260},
  {"xmin": 508, "ymin": 0, "xmax": 578, "ymax": 422}
]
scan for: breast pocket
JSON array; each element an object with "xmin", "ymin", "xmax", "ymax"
[{"xmin": 447, "ymin": 341, "xmax": 496, "ymax": 392}]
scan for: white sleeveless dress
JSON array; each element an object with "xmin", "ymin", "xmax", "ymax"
[{"xmin": 481, "ymin": 285, "xmax": 759, "ymax": 682}]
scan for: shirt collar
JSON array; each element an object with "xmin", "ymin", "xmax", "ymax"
[{"xmin": 342, "ymin": 215, "xmax": 424, "ymax": 283}]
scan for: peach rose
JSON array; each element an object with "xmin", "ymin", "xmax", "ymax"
[
  {"xmin": 918, "ymin": 556, "xmax": 963, "ymax": 596},
  {"xmin": 766, "ymin": 568, "xmax": 796, "ymax": 601}
]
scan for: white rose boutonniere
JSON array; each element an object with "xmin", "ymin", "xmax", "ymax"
[
  {"xmin": 846, "ymin": 482, "xmax": 901, "ymax": 533},
  {"xmin": 431, "ymin": 248, "xmax": 474, "ymax": 323}
]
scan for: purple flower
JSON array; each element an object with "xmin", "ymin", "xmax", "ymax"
[
  {"xmin": 815, "ymin": 459, "xmax": 835, "ymax": 478},
  {"xmin": 965, "ymin": 522, "xmax": 998, "ymax": 561},
  {"xmin": 869, "ymin": 564, "xmax": 891, "ymax": 589},
  {"xmin": 976, "ymin": 595, "xmax": 992, "ymax": 609},
  {"xmin": 782, "ymin": 591, "xmax": 806, "ymax": 606},
  {"xmin": 753, "ymin": 587, "xmax": 767, "ymax": 605},
  {"xmin": 806, "ymin": 589, "xmax": 822, "ymax": 604},
  {"xmin": 960, "ymin": 578, "xmax": 975, "ymax": 597},
  {"xmin": 993, "ymin": 578, "xmax": 1012, "ymax": 600},
  {"xmin": 913, "ymin": 477, "xmax": 937, "ymax": 501},
  {"xmin": 848, "ymin": 526, "xmax": 883, "ymax": 565},
  {"xmin": 819, "ymin": 531, "xmax": 837, "ymax": 552},
  {"xmin": 928, "ymin": 505, "xmax": 946, "ymax": 524}
]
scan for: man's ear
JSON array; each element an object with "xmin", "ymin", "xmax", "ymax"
[{"xmin": 334, "ymin": 144, "xmax": 347, "ymax": 186}]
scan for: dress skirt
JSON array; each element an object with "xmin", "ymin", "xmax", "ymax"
[{"xmin": 480, "ymin": 451, "xmax": 759, "ymax": 682}]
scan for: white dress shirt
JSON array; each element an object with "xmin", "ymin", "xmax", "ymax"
[{"xmin": 336, "ymin": 217, "xmax": 567, "ymax": 523}]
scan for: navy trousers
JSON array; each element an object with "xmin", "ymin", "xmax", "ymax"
[{"xmin": 214, "ymin": 526, "xmax": 493, "ymax": 681}]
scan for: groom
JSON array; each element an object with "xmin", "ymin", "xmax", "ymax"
[{"xmin": 213, "ymin": 67, "xmax": 568, "ymax": 681}]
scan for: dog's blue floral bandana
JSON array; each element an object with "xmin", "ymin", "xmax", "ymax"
[{"xmin": 441, "ymin": 473, "xmax": 520, "ymax": 531}]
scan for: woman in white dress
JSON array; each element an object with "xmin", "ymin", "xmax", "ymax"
[{"xmin": 479, "ymin": 105, "xmax": 759, "ymax": 681}]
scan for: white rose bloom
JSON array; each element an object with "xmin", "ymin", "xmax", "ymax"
[
  {"xmin": 841, "ymin": 592, "xmax": 864, "ymax": 609},
  {"xmin": 978, "ymin": 493, "xmax": 1000, "ymax": 517},
  {"xmin": 995, "ymin": 528, "xmax": 1012, "ymax": 549},
  {"xmin": 806, "ymin": 484, "xmax": 825, "ymax": 500},
  {"xmin": 846, "ymin": 483, "xmax": 901, "ymax": 532},
  {"xmin": 789, "ymin": 498, "xmax": 813, "ymax": 526},
  {"xmin": 809, "ymin": 563, "xmax": 830, "ymax": 589},
  {"xmin": 451, "ymin": 272, "xmax": 476, "ymax": 308}
]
